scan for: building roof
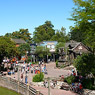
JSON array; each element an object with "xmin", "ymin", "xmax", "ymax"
[
  {"xmin": 11, "ymin": 38, "xmax": 26, "ymax": 44},
  {"xmin": 65, "ymin": 40, "xmax": 80, "ymax": 48},
  {"xmin": 65, "ymin": 40, "xmax": 90, "ymax": 52}
]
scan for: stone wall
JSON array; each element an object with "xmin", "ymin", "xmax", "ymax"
[{"xmin": 0, "ymin": 75, "xmax": 43, "ymax": 95}]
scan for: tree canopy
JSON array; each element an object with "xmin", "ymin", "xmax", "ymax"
[
  {"xmin": 51, "ymin": 27, "xmax": 69, "ymax": 42},
  {"xmin": 17, "ymin": 43, "xmax": 31, "ymax": 56},
  {"xmin": 74, "ymin": 53, "xmax": 95, "ymax": 77},
  {"xmin": 35, "ymin": 46, "xmax": 50, "ymax": 60},
  {"xmin": 5, "ymin": 29, "xmax": 32, "ymax": 44},
  {"xmin": 33, "ymin": 21, "xmax": 55, "ymax": 43},
  {"xmin": 55, "ymin": 42, "xmax": 65, "ymax": 54},
  {"xmin": 69, "ymin": 0, "xmax": 95, "ymax": 53},
  {"xmin": 70, "ymin": 0, "xmax": 95, "ymax": 23},
  {"xmin": 0, "ymin": 37, "xmax": 17, "ymax": 64}
]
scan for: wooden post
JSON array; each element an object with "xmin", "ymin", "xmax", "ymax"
[
  {"xmin": 36, "ymin": 90, "xmax": 40, "ymax": 95},
  {"xmin": 18, "ymin": 65, "xmax": 20, "ymax": 82},
  {"xmin": 18, "ymin": 81, "xmax": 19, "ymax": 93},
  {"xmin": 47, "ymin": 55, "xmax": 48, "ymax": 63},
  {"xmin": 7, "ymin": 77, "xmax": 10, "ymax": 88},
  {"xmin": 48, "ymin": 77, "xmax": 50, "ymax": 95},
  {"xmin": 27, "ymin": 83, "xmax": 29, "ymax": 95}
]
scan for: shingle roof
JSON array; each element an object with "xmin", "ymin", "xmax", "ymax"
[
  {"xmin": 65, "ymin": 40, "xmax": 90, "ymax": 51},
  {"xmin": 65, "ymin": 40, "xmax": 80, "ymax": 48},
  {"xmin": 11, "ymin": 38, "xmax": 26, "ymax": 44}
]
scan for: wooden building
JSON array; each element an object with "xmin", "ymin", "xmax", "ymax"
[
  {"xmin": 58, "ymin": 40, "xmax": 91, "ymax": 64},
  {"xmin": 11, "ymin": 38, "xmax": 26, "ymax": 47}
]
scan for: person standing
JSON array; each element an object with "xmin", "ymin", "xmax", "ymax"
[
  {"xmin": 21, "ymin": 73, "xmax": 23, "ymax": 82},
  {"xmin": 25, "ymin": 75, "xmax": 28, "ymax": 84}
]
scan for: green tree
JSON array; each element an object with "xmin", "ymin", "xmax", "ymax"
[
  {"xmin": 51, "ymin": 27, "xmax": 69, "ymax": 42},
  {"xmin": 69, "ymin": 21, "xmax": 90, "ymax": 42},
  {"xmin": 35, "ymin": 46, "xmax": 50, "ymax": 61},
  {"xmin": 5, "ymin": 29, "xmax": 32, "ymax": 43},
  {"xmin": 33, "ymin": 21, "xmax": 55, "ymax": 43},
  {"xmin": 69, "ymin": 0, "xmax": 95, "ymax": 23},
  {"xmin": 0, "ymin": 37, "xmax": 17, "ymax": 64},
  {"xmin": 74, "ymin": 53, "xmax": 95, "ymax": 76},
  {"xmin": 17, "ymin": 43, "xmax": 31, "ymax": 56},
  {"xmin": 55, "ymin": 42, "xmax": 65, "ymax": 54},
  {"xmin": 69, "ymin": 0, "xmax": 95, "ymax": 53},
  {"xmin": 84, "ymin": 21, "xmax": 95, "ymax": 54}
]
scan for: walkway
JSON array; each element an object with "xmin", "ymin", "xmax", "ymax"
[{"xmin": 6, "ymin": 62, "xmax": 77, "ymax": 95}]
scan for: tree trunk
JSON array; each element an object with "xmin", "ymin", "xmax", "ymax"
[
  {"xmin": 0, "ymin": 55, "xmax": 4, "ymax": 72},
  {"xmin": 0, "ymin": 55, "xmax": 3, "ymax": 64}
]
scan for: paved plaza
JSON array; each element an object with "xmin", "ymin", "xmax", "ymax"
[{"xmin": 6, "ymin": 62, "xmax": 77, "ymax": 95}]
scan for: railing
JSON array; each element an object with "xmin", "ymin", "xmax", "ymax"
[{"xmin": 0, "ymin": 75, "xmax": 43, "ymax": 95}]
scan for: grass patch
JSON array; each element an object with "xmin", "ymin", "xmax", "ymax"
[{"xmin": 0, "ymin": 86, "xmax": 21, "ymax": 95}]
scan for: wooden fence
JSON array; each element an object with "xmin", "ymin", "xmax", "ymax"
[{"xmin": 0, "ymin": 75, "xmax": 43, "ymax": 95}]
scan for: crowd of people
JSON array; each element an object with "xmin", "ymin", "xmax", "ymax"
[
  {"xmin": 70, "ymin": 68, "xmax": 83, "ymax": 94},
  {"xmin": 1, "ymin": 57, "xmax": 48, "ymax": 84},
  {"xmin": 70, "ymin": 82, "xmax": 83, "ymax": 94}
]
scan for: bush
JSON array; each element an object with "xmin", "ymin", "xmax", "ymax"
[
  {"xmin": 32, "ymin": 62, "xmax": 36, "ymax": 64},
  {"xmin": 32, "ymin": 72, "xmax": 44, "ymax": 82},
  {"xmin": 82, "ymin": 78, "xmax": 95, "ymax": 90},
  {"xmin": 26, "ymin": 56, "xmax": 31, "ymax": 63},
  {"xmin": 64, "ymin": 75, "xmax": 75, "ymax": 84},
  {"xmin": 56, "ymin": 60, "xmax": 58, "ymax": 67}
]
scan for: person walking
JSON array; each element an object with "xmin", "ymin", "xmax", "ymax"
[
  {"xmin": 21, "ymin": 73, "xmax": 23, "ymax": 82},
  {"xmin": 25, "ymin": 75, "xmax": 28, "ymax": 84}
]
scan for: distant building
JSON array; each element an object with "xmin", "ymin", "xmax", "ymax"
[
  {"xmin": 39, "ymin": 41, "xmax": 58, "ymax": 62},
  {"xmin": 39, "ymin": 41, "xmax": 58, "ymax": 53},
  {"xmin": 59, "ymin": 40, "xmax": 91, "ymax": 63},
  {"xmin": 11, "ymin": 38, "xmax": 26, "ymax": 60},
  {"xmin": 30, "ymin": 43, "xmax": 37, "ymax": 62},
  {"xmin": 65, "ymin": 40, "xmax": 90, "ymax": 55},
  {"xmin": 11, "ymin": 38, "xmax": 26, "ymax": 47}
]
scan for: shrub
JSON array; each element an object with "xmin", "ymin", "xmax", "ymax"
[
  {"xmin": 32, "ymin": 72, "xmax": 44, "ymax": 82},
  {"xmin": 26, "ymin": 56, "xmax": 31, "ymax": 63},
  {"xmin": 32, "ymin": 62, "xmax": 36, "ymax": 64},
  {"xmin": 56, "ymin": 60, "xmax": 58, "ymax": 67},
  {"xmin": 82, "ymin": 78, "xmax": 95, "ymax": 90},
  {"xmin": 64, "ymin": 75, "xmax": 75, "ymax": 84}
]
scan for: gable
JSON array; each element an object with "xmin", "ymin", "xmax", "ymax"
[{"xmin": 73, "ymin": 43, "xmax": 89, "ymax": 53}]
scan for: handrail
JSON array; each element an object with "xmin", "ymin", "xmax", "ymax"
[{"xmin": 0, "ymin": 75, "xmax": 43, "ymax": 95}]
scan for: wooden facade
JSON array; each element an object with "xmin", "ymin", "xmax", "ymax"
[{"xmin": 59, "ymin": 40, "xmax": 91, "ymax": 64}]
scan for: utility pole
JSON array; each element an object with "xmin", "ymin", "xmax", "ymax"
[{"xmin": 48, "ymin": 77, "xmax": 50, "ymax": 95}]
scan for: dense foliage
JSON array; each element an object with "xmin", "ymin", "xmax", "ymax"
[
  {"xmin": 55, "ymin": 42, "xmax": 65, "ymax": 54},
  {"xmin": 56, "ymin": 60, "xmax": 58, "ymax": 67},
  {"xmin": 69, "ymin": 0, "xmax": 95, "ymax": 53},
  {"xmin": 64, "ymin": 75, "xmax": 75, "ymax": 84},
  {"xmin": 51, "ymin": 27, "xmax": 69, "ymax": 42},
  {"xmin": 82, "ymin": 78, "xmax": 95, "ymax": 90},
  {"xmin": 5, "ymin": 29, "xmax": 32, "ymax": 43},
  {"xmin": 33, "ymin": 21, "xmax": 55, "ymax": 43},
  {"xmin": 0, "ymin": 37, "xmax": 17, "ymax": 64},
  {"xmin": 35, "ymin": 46, "xmax": 50, "ymax": 61},
  {"xmin": 17, "ymin": 43, "xmax": 31, "ymax": 56},
  {"xmin": 32, "ymin": 72, "xmax": 44, "ymax": 82},
  {"xmin": 74, "ymin": 53, "xmax": 95, "ymax": 77}
]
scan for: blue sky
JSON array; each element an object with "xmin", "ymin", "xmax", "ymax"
[{"xmin": 0, "ymin": 0, "xmax": 75, "ymax": 37}]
